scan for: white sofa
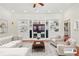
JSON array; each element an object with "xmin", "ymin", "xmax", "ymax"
[
  {"xmin": 0, "ymin": 40, "xmax": 22, "ymax": 48},
  {"xmin": 0, "ymin": 48, "xmax": 29, "ymax": 56},
  {"xmin": 0, "ymin": 35, "xmax": 23, "ymax": 48},
  {"xmin": 50, "ymin": 38, "xmax": 77, "ymax": 56},
  {"xmin": 0, "ymin": 36, "xmax": 13, "ymax": 45}
]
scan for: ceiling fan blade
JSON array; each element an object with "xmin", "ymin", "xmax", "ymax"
[
  {"xmin": 33, "ymin": 4, "xmax": 36, "ymax": 8},
  {"xmin": 33, "ymin": 3, "xmax": 44, "ymax": 8},
  {"xmin": 38, "ymin": 3, "xmax": 44, "ymax": 6}
]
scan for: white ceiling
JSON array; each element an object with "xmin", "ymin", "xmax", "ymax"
[{"xmin": 0, "ymin": 3, "xmax": 77, "ymax": 14}]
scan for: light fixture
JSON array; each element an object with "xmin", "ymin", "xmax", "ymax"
[{"xmin": 33, "ymin": 3, "xmax": 44, "ymax": 8}]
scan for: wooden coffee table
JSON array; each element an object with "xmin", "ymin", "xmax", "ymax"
[{"xmin": 32, "ymin": 41, "xmax": 45, "ymax": 52}]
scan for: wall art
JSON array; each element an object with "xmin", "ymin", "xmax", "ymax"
[
  {"xmin": 50, "ymin": 20, "xmax": 59, "ymax": 32},
  {"xmin": 0, "ymin": 19, "xmax": 8, "ymax": 34}
]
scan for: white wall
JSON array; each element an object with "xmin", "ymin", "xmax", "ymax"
[
  {"xmin": 13, "ymin": 13, "xmax": 64, "ymax": 40},
  {"xmin": 0, "ymin": 6, "xmax": 64, "ymax": 40},
  {"xmin": 0, "ymin": 6, "xmax": 17, "ymax": 38},
  {"xmin": 64, "ymin": 4, "xmax": 79, "ymax": 43}
]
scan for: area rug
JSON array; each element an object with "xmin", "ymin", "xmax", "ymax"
[{"xmin": 25, "ymin": 42, "xmax": 58, "ymax": 56}]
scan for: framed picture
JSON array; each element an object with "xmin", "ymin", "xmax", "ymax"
[
  {"xmin": 50, "ymin": 20, "xmax": 59, "ymax": 32},
  {"xmin": 0, "ymin": 19, "xmax": 8, "ymax": 34}
]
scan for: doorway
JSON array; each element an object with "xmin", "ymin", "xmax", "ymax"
[{"xmin": 64, "ymin": 19, "xmax": 71, "ymax": 41}]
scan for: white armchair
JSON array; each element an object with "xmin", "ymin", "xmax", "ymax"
[
  {"xmin": 57, "ymin": 44, "xmax": 77, "ymax": 56},
  {"xmin": 56, "ymin": 37, "xmax": 77, "ymax": 56},
  {"xmin": 63, "ymin": 46, "xmax": 77, "ymax": 56}
]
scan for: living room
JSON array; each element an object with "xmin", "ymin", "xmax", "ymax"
[{"xmin": 0, "ymin": 3, "xmax": 79, "ymax": 56}]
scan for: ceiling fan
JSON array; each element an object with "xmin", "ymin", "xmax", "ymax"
[{"xmin": 33, "ymin": 3, "xmax": 44, "ymax": 8}]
